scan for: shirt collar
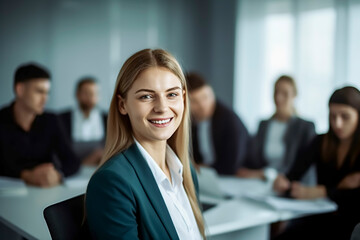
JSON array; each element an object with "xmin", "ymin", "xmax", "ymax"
[
  {"xmin": 74, "ymin": 106, "xmax": 100, "ymax": 121},
  {"xmin": 134, "ymin": 138, "xmax": 183, "ymax": 187}
]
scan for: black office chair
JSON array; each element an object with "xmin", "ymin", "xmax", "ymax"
[{"xmin": 43, "ymin": 194, "xmax": 91, "ymax": 240}]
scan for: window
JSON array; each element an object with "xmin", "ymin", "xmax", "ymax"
[{"xmin": 234, "ymin": 0, "xmax": 360, "ymax": 134}]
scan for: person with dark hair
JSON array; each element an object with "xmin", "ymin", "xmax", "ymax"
[
  {"xmin": 185, "ymin": 72, "xmax": 249, "ymax": 175},
  {"xmin": 273, "ymin": 86, "xmax": 360, "ymax": 239},
  {"xmin": 0, "ymin": 63, "xmax": 80, "ymax": 187},
  {"xmin": 59, "ymin": 77, "xmax": 107, "ymax": 165},
  {"xmin": 238, "ymin": 75, "xmax": 316, "ymax": 184}
]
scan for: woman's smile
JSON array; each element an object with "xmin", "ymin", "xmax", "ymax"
[{"xmin": 148, "ymin": 117, "xmax": 174, "ymax": 127}]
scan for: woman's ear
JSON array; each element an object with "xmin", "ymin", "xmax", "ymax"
[{"xmin": 117, "ymin": 94, "xmax": 128, "ymax": 115}]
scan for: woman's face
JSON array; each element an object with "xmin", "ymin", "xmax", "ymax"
[
  {"xmin": 118, "ymin": 67, "xmax": 185, "ymax": 144},
  {"xmin": 330, "ymin": 103, "xmax": 359, "ymax": 141},
  {"xmin": 274, "ymin": 81, "xmax": 296, "ymax": 114}
]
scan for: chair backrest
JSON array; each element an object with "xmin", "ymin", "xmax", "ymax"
[
  {"xmin": 43, "ymin": 194, "xmax": 90, "ymax": 240},
  {"xmin": 351, "ymin": 223, "xmax": 360, "ymax": 240}
]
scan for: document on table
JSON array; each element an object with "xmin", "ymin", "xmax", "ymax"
[
  {"xmin": 0, "ymin": 176, "xmax": 28, "ymax": 196},
  {"xmin": 244, "ymin": 193, "xmax": 337, "ymax": 214}
]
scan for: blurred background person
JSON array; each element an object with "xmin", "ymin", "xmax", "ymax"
[
  {"xmin": 59, "ymin": 77, "xmax": 107, "ymax": 165},
  {"xmin": 274, "ymin": 86, "xmax": 360, "ymax": 240},
  {"xmin": 0, "ymin": 63, "xmax": 80, "ymax": 187},
  {"xmin": 238, "ymin": 75, "xmax": 316, "ymax": 184},
  {"xmin": 186, "ymin": 72, "xmax": 249, "ymax": 175}
]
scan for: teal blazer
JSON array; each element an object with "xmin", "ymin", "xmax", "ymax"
[{"xmin": 86, "ymin": 144, "xmax": 200, "ymax": 240}]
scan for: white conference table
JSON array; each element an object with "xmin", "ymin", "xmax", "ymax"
[
  {"xmin": 201, "ymin": 176, "xmax": 337, "ymax": 239},
  {"xmin": 201, "ymin": 177, "xmax": 276, "ymax": 239},
  {"xmin": 0, "ymin": 168, "xmax": 336, "ymax": 240},
  {"xmin": 0, "ymin": 166, "xmax": 96, "ymax": 240}
]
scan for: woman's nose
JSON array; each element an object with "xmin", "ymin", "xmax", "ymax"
[
  {"xmin": 153, "ymin": 96, "xmax": 168, "ymax": 113},
  {"xmin": 335, "ymin": 117, "xmax": 343, "ymax": 128}
]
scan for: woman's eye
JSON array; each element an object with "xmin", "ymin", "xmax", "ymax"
[
  {"xmin": 140, "ymin": 95, "xmax": 152, "ymax": 100},
  {"xmin": 168, "ymin": 93, "xmax": 178, "ymax": 98},
  {"xmin": 342, "ymin": 114, "xmax": 350, "ymax": 120}
]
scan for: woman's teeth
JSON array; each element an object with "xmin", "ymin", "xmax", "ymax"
[{"xmin": 150, "ymin": 118, "xmax": 171, "ymax": 124}]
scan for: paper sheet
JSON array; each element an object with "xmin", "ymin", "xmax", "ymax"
[{"xmin": 244, "ymin": 193, "xmax": 337, "ymax": 214}]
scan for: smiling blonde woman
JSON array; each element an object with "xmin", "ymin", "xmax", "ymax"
[{"xmin": 86, "ymin": 49, "xmax": 205, "ymax": 239}]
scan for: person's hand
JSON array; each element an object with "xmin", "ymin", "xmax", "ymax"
[
  {"xmin": 273, "ymin": 174, "xmax": 290, "ymax": 193},
  {"xmin": 290, "ymin": 182, "xmax": 326, "ymax": 199},
  {"xmin": 20, "ymin": 163, "xmax": 62, "ymax": 187},
  {"xmin": 337, "ymin": 172, "xmax": 360, "ymax": 189},
  {"xmin": 236, "ymin": 168, "xmax": 264, "ymax": 179},
  {"xmin": 82, "ymin": 148, "xmax": 104, "ymax": 166}
]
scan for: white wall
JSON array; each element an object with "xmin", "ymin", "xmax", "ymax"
[
  {"xmin": 234, "ymin": 0, "xmax": 360, "ymax": 133},
  {"xmin": 0, "ymin": 0, "xmax": 237, "ymax": 112},
  {"xmin": 0, "ymin": 0, "xmax": 52, "ymax": 107}
]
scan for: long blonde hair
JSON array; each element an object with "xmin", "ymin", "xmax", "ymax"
[{"xmin": 100, "ymin": 48, "xmax": 205, "ymax": 237}]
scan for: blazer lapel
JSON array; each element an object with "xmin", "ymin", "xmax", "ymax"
[
  {"xmin": 258, "ymin": 120, "xmax": 270, "ymax": 164},
  {"xmin": 282, "ymin": 116, "xmax": 298, "ymax": 167},
  {"xmin": 123, "ymin": 144, "xmax": 179, "ymax": 240}
]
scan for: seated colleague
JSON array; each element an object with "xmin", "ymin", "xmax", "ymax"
[
  {"xmin": 0, "ymin": 63, "xmax": 80, "ymax": 187},
  {"xmin": 86, "ymin": 49, "xmax": 205, "ymax": 239},
  {"xmin": 238, "ymin": 75, "xmax": 316, "ymax": 183},
  {"xmin": 273, "ymin": 86, "xmax": 360, "ymax": 240},
  {"xmin": 185, "ymin": 72, "xmax": 249, "ymax": 175},
  {"xmin": 59, "ymin": 77, "xmax": 107, "ymax": 165}
]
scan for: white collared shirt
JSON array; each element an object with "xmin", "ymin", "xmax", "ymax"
[
  {"xmin": 72, "ymin": 107, "xmax": 104, "ymax": 142},
  {"xmin": 134, "ymin": 140, "xmax": 202, "ymax": 240},
  {"xmin": 264, "ymin": 119, "xmax": 287, "ymax": 170}
]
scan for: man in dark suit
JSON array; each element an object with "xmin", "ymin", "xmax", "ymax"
[
  {"xmin": 185, "ymin": 72, "xmax": 249, "ymax": 175},
  {"xmin": 0, "ymin": 63, "xmax": 80, "ymax": 187},
  {"xmin": 59, "ymin": 77, "xmax": 107, "ymax": 165}
]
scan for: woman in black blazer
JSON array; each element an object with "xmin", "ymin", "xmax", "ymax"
[{"xmin": 274, "ymin": 86, "xmax": 360, "ymax": 239}]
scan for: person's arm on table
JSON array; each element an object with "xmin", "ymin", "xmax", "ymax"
[
  {"xmin": 326, "ymin": 172, "xmax": 360, "ymax": 207},
  {"xmin": 288, "ymin": 172, "xmax": 360, "ymax": 200},
  {"xmin": 20, "ymin": 163, "xmax": 62, "ymax": 187},
  {"xmin": 289, "ymin": 182, "xmax": 327, "ymax": 199}
]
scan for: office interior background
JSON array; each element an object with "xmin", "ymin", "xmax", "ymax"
[{"xmin": 1, "ymin": 0, "xmax": 359, "ymax": 134}]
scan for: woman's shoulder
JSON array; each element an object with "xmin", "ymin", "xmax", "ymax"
[
  {"xmin": 286, "ymin": 117, "xmax": 316, "ymax": 134},
  {"xmin": 90, "ymin": 151, "xmax": 136, "ymax": 185},
  {"xmin": 292, "ymin": 116, "xmax": 315, "ymax": 126}
]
